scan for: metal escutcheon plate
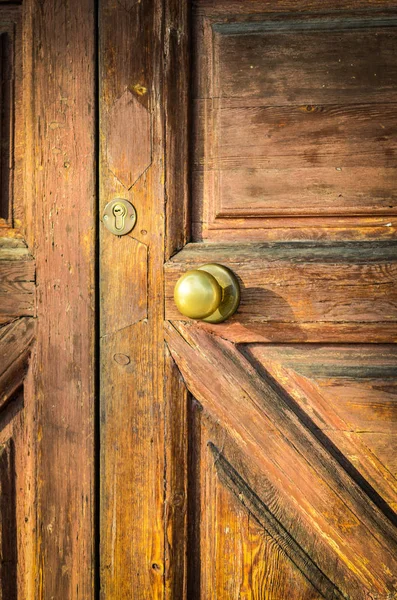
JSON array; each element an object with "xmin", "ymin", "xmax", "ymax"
[{"xmin": 102, "ymin": 198, "xmax": 137, "ymax": 236}]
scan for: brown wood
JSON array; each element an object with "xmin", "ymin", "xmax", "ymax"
[
  {"xmin": 0, "ymin": 318, "xmax": 35, "ymax": 409},
  {"xmin": 0, "ymin": 238, "xmax": 35, "ymax": 321},
  {"xmin": 165, "ymin": 241, "xmax": 397, "ymax": 341},
  {"xmin": 192, "ymin": 5, "xmax": 397, "ymax": 241},
  {"xmin": 99, "ymin": 1, "xmax": 165, "ymax": 598},
  {"xmin": 245, "ymin": 345, "xmax": 397, "ymax": 510},
  {"xmin": 165, "ymin": 321, "xmax": 397, "ymax": 598},
  {"xmin": 164, "ymin": 0, "xmax": 190, "ymax": 259},
  {"xmin": 164, "ymin": 346, "xmax": 189, "ymax": 599},
  {"xmin": 0, "ymin": 439, "xmax": 17, "ymax": 600},
  {"xmin": 0, "ymin": 6, "xmax": 22, "ymax": 229},
  {"xmin": 159, "ymin": 2, "xmax": 397, "ymax": 598},
  {"xmin": 23, "ymin": 0, "xmax": 96, "ymax": 596}
]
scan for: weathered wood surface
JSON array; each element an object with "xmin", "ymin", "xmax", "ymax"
[
  {"xmin": 25, "ymin": 0, "xmax": 96, "ymax": 596},
  {"xmin": 0, "ymin": 6, "xmax": 22, "ymax": 229},
  {"xmin": 163, "ymin": 2, "xmax": 191, "ymax": 596},
  {"xmin": 192, "ymin": 3, "xmax": 397, "ymax": 240},
  {"xmin": 0, "ymin": 238, "xmax": 35, "ymax": 321},
  {"xmin": 185, "ymin": 397, "xmax": 338, "ymax": 599},
  {"xmin": 244, "ymin": 345, "xmax": 397, "ymax": 512},
  {"xmin": 206, "ymin": 23, "xmax": 397, "ymax": 104},
  {"xmin": 0, "ymin": 317, "xmax": 34, "ymax": 409},
  {"xmin": 165, "ymin": 321, "xmax": 397, "ymax": 598},
  {"xmin": 164, "ymin": 0, "xmax": 190, "ymax": 259},
  {"xmin": 209, "ymin": 445, "xmax": 343, "ymax": 600},
  {"xmin": 165, "ymin": 242, "xmax": 397, "ymax": 341},
  {"xmin": 164, "ymin": 346, "xmax": 189, "ymax": 599},
  {"xmin": 0, "ymin": 439, "xmax": 17, "ymax": 600},
  {"xmin": 194, "ymin": 1, "xmax": 397, "ymax": 16},
  {"xmin": 99, "ymin": 1, "xmax": 165, "ymax": 597}
]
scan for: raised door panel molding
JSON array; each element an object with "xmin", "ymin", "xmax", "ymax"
[{"xmin": 192, "ymin": 5, "xmax": 397, "ymax": 239}]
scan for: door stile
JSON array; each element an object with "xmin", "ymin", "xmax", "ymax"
[
  {"xmin": 23, "ymin": 0, "xmax": 97, "ymax": 597},
  {"xmin": 99, "ymin": 1, "xmax": 167, "ymax": 597},
  {"xmin": 163, "ymin": 1, "xmax": 191, "ymax": 598}
]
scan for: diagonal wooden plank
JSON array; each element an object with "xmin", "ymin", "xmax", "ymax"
[
  {"xmin": 0, "ymin": 318, "xmax": 35, "ymax": 409},
  {"xmin": 243, "ymin": 346, "xmax": 397, "ymax": 513},
  {"xmin": 210, "ymin": 443, "xmax": 345, "ymax": 600},
  {"xmin": 0, "ymin": 238, "xmax": 35, "ymax": 320},
  {"xmin": 165, "ymin": 321, "xmax": 397, "ymax": 598}
]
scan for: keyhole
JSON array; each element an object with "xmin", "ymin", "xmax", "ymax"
[{"xmin": 113, "ymin": 204, "xmax": 126, "ymax": 231}]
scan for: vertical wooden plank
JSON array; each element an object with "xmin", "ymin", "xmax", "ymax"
[
  {"xmin": 164, "ymin": 0, "xmax": 190, "ymax": 258},
  {"xmin": 99, "ymin": 1, "xmax": 165, "ymax": 597},
  {"xmin": 0, "ymin": 439, "xmax": 17, "ymax": 600},
  {"xmin": 163, "ymin": 3, "xmax": 191, "ymax": 596},
  {"xmin": 25, "ymin": 0, "xmax": 96, "ymax": 597},
  {"xmin": 164, "ymin": 347, "xmax": 189, "ymax": 599}
]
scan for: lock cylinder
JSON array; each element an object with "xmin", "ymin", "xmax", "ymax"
[{"xmin": 102, "ymin": 198, "xmax": 137, "ymax": 236}]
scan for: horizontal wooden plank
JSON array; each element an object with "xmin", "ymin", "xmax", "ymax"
[
  {"xmin": 0, "ymin": 237, "xmax": 33, "ymax": 261},
  {"xmin": 0, "ymin": 238, "xmax": 35, "ymax": 319},
  {"xmin": 207, "ymin": 26, "xmax": 397, "ymax": 104},
  {"xmin": 193, "ymin": 220, "xmax": 397, "ymax": 243},
  {"xmin": 165, "ymin": 242, "xmax": 397, "ymax": 339},
  {"xmin": 243, "ymin": 345, "xmax": 397, "ymax": 510},
  {"xmin": 195, "ymin": 104, "xmax": 397, "ymax": 169},
  {"xmin": 194, "ymin": 102, "xmax": 397, "ymax": 218},
  {"xmin": 194, "ymin": 2, "xmax": 397, "ymax": 17},
  {"xmin": 194, "ymin": 167, "xmax": 397, "ymax": 219},
  {"xmin": 191, "ymin": 321, "xmax": 397, "ymax": 343}
]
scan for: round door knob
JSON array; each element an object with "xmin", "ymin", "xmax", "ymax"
[{"xmin": 173, "ymin": 264, "xmax": 240, "ymax": 324}]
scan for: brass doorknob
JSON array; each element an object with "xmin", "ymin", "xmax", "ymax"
[{"xmin": 173, "ymin": 264, "xmax": 240, "ymax": 324}]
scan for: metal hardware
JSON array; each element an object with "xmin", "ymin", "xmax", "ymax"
[
  {"xmin": 174, "ymin": 264, "xmax": 240, "ymax": 324},
  {"xmin": 102, "ymin": 198, "xmax": 137, "ymax": 235}
]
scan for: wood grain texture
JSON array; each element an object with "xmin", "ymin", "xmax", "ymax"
[
  {"xmin": 209, "ymin": 444, "xmax": 343, "ymax": 600},
  {"xmin": 187, "ymin": 399, "xmax": 326, "ymax": 600},
  {"xmin": 25, "ymin": 0, "xmax": 96, "ymax": 596},
  {"xmin": 163, "ymin": 3, "xmax": 191, "ymax": 593},
  {"xmin": 164, "ymin": 0, "xmax": 190, "ymax": 258},
  {"xmin": 0, "ymin": 439, "xmax": 17, "ymax": 600},
  {"xmin": 165, "ymin": 241, "xmax": 397, "ymax": 342},
  {"xmin": 194, "ymin": 1, "xmax": 397, "ymax": 17},
  {"xmin": 210, "ymin": 24, "xmax": 397, "ymax": 104},
  {"xmin": 0, "ymin": 317, "xmax": 34, "ymax": 409},
  {"xmin": 106, "ymin": 90, "xmax": 151, "ymax": 189},
  {"xmin": 192, "ymin": 2, "xmax": 397, "ymax": 240},
  {"xmin": 188, "ymin": 411, "xmax": 324, "ymax": 600},
  {"xmin": 165, "ymin": 321, "xmax": 397, "ymax": 598},
  {"xmin": 99, "ymin": 1, "xmax": 165, "ymax": 597},
  {"xmin": 244, "ymin": 345, "xmax": 397, "ymax": 513},
  {"xmin": 0, "ymin": 238, "xmax": 35, "ymax": 320},
  {"xmin": 0, "ymin": 6, "xmax": 22, "ymax": 229},
  {"xmin": 164, "ymin": 346, "xmax": 189, "ymax": 599}
]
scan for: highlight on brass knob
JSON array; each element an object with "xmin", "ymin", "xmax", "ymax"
[{"xmin": 173, "ymin": 264, "xmax": 240, "ymax": 324}]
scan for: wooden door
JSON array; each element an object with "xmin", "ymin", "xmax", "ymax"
[
  {"xmin": 0, "ymin": 0, "xmax": 96, "ymax": 597},
  {"xmin": 99, "ymin": 1, "xmax": 397, "ymax": 599}
]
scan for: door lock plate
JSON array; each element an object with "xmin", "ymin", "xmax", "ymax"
[{"xmin": 103, "ymin": 198, "xmax": 137, "ymax": 236}]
